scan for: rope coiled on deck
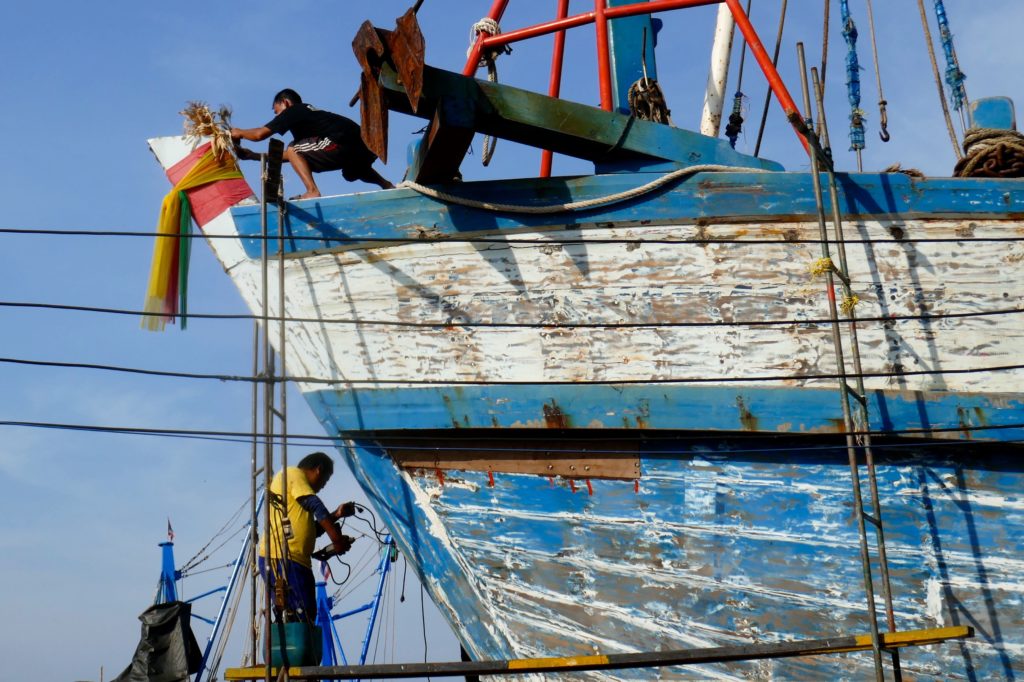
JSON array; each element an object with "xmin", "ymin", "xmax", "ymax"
[
  {"xmin": 399, "ymin": 164, "xmax": 766, "ymax": 215},
  {"xmin": 954, "ymin": 128, "xmax": 1024, "ymax": 178}
]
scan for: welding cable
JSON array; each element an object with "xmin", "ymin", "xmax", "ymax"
[
  {"xmin": 6, "ymin": 225, "xmax": 1024, "ymax": 247},
  {"xmin": 325, "ymin": 557, "xmax": 353, "ymax": 587},
  {"xmin": 2, "ymin": 355, "xmax": 1023, "ymax": 387},
  {"xmin": 4, "ymin": 299, "xmax": 1024, "ymax": 330}
]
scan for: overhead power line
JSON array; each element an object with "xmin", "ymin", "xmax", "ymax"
[
  {"xmin": 3, "ymin": 226, "xmax": 1024, "ymax": 246},
  {"xmin": 0, "ymin": 419, "xmax": 1021, "ymax": 456},
  {"xmin": 2, "ymin": 299, "xmax": 1024, "ymax": 329},
  {"xmin": 2, "ymin": 354, "xmax": 1022, "ymax": 387}
]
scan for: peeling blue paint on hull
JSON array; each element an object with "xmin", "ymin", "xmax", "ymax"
[{"xmin": 308, "ymin": 401, "xmax": 1023, "ymax": 679}]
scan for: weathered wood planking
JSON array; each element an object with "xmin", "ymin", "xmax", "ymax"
[{"xmin": 214, "ymin": 219, "xmax": 1024, "ymax": 398}]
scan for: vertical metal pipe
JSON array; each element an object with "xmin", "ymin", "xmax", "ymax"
[
  {"xmin": 359, "ymin": 538, "xmax": 394, "ymax": 665},
  {"xmin": 594, "ymin": 0, "xmax": 614, "ymax": 111},
  {"xmin": 249, "ymin": 319, "xmax": 259, "ymax": 663},
  {"xmin": 276, "ymin": 184, "xmax": 289, "ymax": 562},
  {"xmin": 700, "ymin": 3, "xmax": 737, "ymax": 137},
  {"xmin": 812, "ymin": 65, "xmax": 903, "ymax": 682},
  {"xmin": 259, "ymin": 153, "xmax": 273, "ymax": 682},
  {"xmin": 462, "ymin": 0, "xmax": 511, "ymax": 76},
  {"xmin": 724, "ymin": 0, "xmax": 809, "ymax": 153},
  {"xmin": 540, "ymin": 0, "xmax": 570, "ymax": 177},
  {"xmin": 796, "ymin": 42, "xmax": 884, "ymax": 682}
]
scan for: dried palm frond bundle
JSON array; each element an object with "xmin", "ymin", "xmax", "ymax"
[{"xmin": 181, "ymin": 101, "xmax": 234, "ymax": 160}]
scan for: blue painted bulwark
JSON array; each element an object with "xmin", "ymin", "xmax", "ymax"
[
  {"xmin": 305, "ymin": 384, "xmax": 1024, "ymax": 442},
  {"xmin": 231, "ymin": 171, "xmax": 1024, "ymax": 259}
]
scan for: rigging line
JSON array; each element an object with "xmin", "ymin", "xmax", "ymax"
[
  {"xmin": 916, "ymin": 0, "xmax": 961, "ymax": 160},
  {"xmin": 178, "ymin": 560, "xmax": 236, "ymax": 578},
  {"xmin": 5, "ymin": 354, "xmax": 1024, "ymax": 386},
  {"xmin": 336, "ymin": 551, "xmax": 387, "ymax": 601},
  {"xmin": 753, "ymin": 0, "xmax": 788, "ymax": 157},
  {"xmin": 180, "ymin": 524, "xmax": 249, "ymax": 573},
  {"xmin": 820, "ymin": 0, "xmax": 830, "ymax": 104},
  {"xmin": 862, "ymin": 0, "xmax": 889, "ymax": 142},
  {"xmin": 5, "ymin": 299, "xmax": 1024, "ymax": 328},
  {"xmin": 3, "ymin": 417, "xmax": 1023, "ymax": 443},
  {"xmin": 180, "ymin": 498, "xmax": 251, "ymax": 571},
  {"xmin": 5, "ymin": 228, "xmax": 1024, "ymax": 247}
]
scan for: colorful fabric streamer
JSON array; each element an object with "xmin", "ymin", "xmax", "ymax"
[{"xmin": 142, "ymin": 148, "xmax": 243, "ymax": 331}]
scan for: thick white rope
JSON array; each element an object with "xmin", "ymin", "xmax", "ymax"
[
  {"xmin": 954, "ymin": 127, "xmax": 1024, "ymax": 178},
  {"xmin": 468, "ymin": 18, "xmax": 508, "ymax": 166},
  {"xmin": 398, "ymin": 164, "xmax": 767, "ymax": 214}
]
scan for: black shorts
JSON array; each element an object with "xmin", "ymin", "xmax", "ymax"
[{"xmin": 291, "ymin": 137, "xmax": 375, "ymax": 181}]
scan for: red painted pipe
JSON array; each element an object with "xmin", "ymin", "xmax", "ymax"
[
  {"xmin": 463, "ymin": 0, "xmax": 511, "ymax": 76},
  {"xmin": 540, "ymin": 0, "xmax": 571, "ymax": 178},
  {"xmin": 594, "ymin": 0, "xmax": 613, "ymax": 111},
  {"xmin": 480, "ymin": 0, "xmax": 722, "ymax": 49},
  {"xmin": 724, "ymin": 0, "xmax": 810, "ymax": 152},
  {"xmin": 604, "ymin": 0, "xmax": 721, "ymax": 18}
]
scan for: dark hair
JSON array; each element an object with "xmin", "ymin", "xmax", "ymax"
[
  {"xmin": 297, "ymin": 451, "xmax": 333, "ymax": 477},
  {"xmin": 273, "ymin": 88, "xmax": 302, "ymax": 106}
]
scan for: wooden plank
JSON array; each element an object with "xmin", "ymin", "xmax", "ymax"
[
  {"xmin": 389, "ymin": 437, "xmax": 641, "ymax": 479},
  {"xmin": 223, "ymin": 626, "xmax": 973, "ymax": 679}
]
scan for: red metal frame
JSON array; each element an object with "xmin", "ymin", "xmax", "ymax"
[
  {"xmin": 594, "ymin": 0, "xmax": 614, "ymax": 112},
  {"xmin": 462, "ymin": 0, "xmax": 809, "ymax": 154},
  {"xmin": 540, "ymin": 0, "xmax": 571, "ymax": 178},
  {"xmin": 463, "ymin": 0, "xmax": 511, "ymax": 76}
]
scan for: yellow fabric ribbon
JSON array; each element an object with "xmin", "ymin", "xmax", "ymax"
[{"xmin": 142, "ymin": 149, "xmax": 243, "ymax": 331}]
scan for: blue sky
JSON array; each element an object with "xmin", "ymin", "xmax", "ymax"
[{"xmin": 0, "ymin": 1, "xmax": 1019, "ymax": 680}]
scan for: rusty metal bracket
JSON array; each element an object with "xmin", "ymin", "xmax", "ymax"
[{"xmin": 352, "ymin": 9, "xmax": 426, "ymax": 165}]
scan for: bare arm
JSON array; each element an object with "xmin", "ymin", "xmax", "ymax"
[
  {"xmin": 319, "ymin": 518, "xmax": 353, "ymax": 556},
  {"xmin": 230, "ymin": 126, "xmax": 273, "ymax": 142}
]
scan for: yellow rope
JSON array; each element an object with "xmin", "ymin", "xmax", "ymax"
[
  {"xmin": 840, "ymin": 294, "xmax": 860, "ymax": 315},
  {"xmin": 809, "ymin": 257, "xmax": 834, "ymax": 276}
]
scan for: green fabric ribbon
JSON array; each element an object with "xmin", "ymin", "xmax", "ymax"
[{"xmin": 178, "ymin": 190, "xmax": 192, "ymax": 330}]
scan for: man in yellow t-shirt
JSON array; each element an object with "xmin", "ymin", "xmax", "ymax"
[{"xmin": 258, "ymin": 452, "xmax": 354, "ymax": 622}]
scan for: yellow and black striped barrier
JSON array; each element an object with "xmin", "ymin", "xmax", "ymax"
[{"xmin": 224, "ymin": 625, "xmax": 972, "ymax": 680}]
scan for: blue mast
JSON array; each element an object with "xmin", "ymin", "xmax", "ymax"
[{"xmin": 156, "ymin": 541, "xmax": 179, "ymax": 604}]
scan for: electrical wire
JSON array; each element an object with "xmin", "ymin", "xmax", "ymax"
[
  {"xmin": 4, "ymin": 354, "xmax": 1024, "ymax": 386},
  {"xmin": 353, "ymin": 506, "xmax": 390, "ymax": 544},
  {"xmin": 2, "ymin": 419, "xmax": 1024, "ymax": 450},
  {"xmin": 326, "ymin": 557, "xmax": 353, "ymax": 586},
  {"xmin": 4, "ymin": 299, "xmax": 1024, "ymax": 329},
  {"xmin": 5, "ymin": 226, "xmax": 1024, "ymax": 246}
]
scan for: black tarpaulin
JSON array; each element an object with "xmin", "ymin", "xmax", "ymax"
[{"xmin": 113, "ymin": 601, "xmax": 202, "ymax": 682}]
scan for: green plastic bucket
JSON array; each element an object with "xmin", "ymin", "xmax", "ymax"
[{"xmin": 269, "ymin": 622, "xmax": 323, "ymax": 667}]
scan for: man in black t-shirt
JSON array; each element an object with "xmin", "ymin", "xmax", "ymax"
[{"xmin": 230, "ymin": 88, "xmax": 393, "ymax": 199}]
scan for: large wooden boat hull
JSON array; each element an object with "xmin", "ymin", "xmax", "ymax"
[{"xmin": 151, "ymin": 136, "xmax": 1024, "ymax": 679}]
